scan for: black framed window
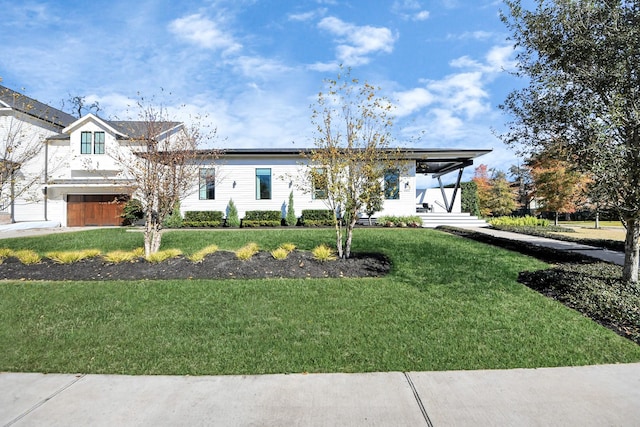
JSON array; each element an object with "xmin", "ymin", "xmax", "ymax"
[
  {"xmin": 199, "ymin": 168, "xmax": 215, "ymax": 200},
  {"xmin": 256, "ymin": 168, "xmax": 271, "ymax": 200},
  {"xmin": 384, "ymin": 169, "xmax": 400, "ymax": 200},
  {"xmin": 81, "ymin": 131, "xmax": 92, "ymax": 154},
  {"xmin": 312, "ymin": 168, "xmax": 327, "ymax": 200},
  {"xmin": 93, "ymin": 132, "xmax": 105, "ymax": 154}
]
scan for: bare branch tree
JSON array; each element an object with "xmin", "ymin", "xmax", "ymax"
[{"xmin": 111, "ymin": 95, "xmax": 217, "ymax": 256}]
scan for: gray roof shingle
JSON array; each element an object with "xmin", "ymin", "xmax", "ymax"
[{"xmin": 0, "ymin": 84, "xmax": 76, "ymax": 128}]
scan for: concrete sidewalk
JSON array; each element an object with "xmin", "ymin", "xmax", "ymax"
[
  {"xmin": 468, "ymin": 227, "xmax": 626, "ymax": 265},
  {"xmin": 2, "ymin": 364, "xmax": 640, "ymax": 426}
]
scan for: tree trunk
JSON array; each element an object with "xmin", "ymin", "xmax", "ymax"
[
  {"xmin": 334, "ymin": 220, "xmax": 344, "ymax": 259},
  {"xmin": 622, "ymin": 217, "xmax": 639, "ymax": 283},
  {"xmin": 144, "ymin": 217, "xmax": 163, "ymax": 257},
  {"xmin": 554, "ymin": 211, "xmax": 559, "ymax": 226},
  {"xmin": 344, "ymin": 215, "xmax": 358, "ymax": 259},
  {"xmin": 594, "ymin": 210, "xmax": 600, "ymax": 229}
]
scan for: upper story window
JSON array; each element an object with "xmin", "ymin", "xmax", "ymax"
[
  {"xmin": 384, "ymin": 169, "xmax": 400, "ymax": 200},
  {"xmin": 81, "ymin": 132, "xmax": 92, "ymax": 154},
  {"xmin": 93, "ymin": 132, "xmax": 105, "ymax": 154},
  {"xmin": 312, "ymin": 167, "xmax": 327, "ymax": 200},
  {"xmin": 80, "ymin": 131, "xmax": 106, "ymax": 155},
  {"xmin": 256, "ymin": 168, "xmax": 271, "ymax": 200},
  {"xmin": 199, "ymin": 168, "xmax": 215, "ymax": 200}
]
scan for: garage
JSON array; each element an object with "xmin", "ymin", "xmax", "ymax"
[{"xmin": 67, "ymin": 195, "xmax": 128, "ymax": 226}]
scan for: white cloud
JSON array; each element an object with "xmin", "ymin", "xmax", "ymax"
[
  {"xmin": 229, "ymin": 56, "xmax": 293, "ymax": 79},
  {"xmin": 447, "ymin": 31, "xmax": 494, "ymax": 41},
  {"xmin": 393, "ymin": 87, "xmax": 435, "ymax": 117},
  {"xmin": 450, "ymin": 44, "xmax": 516, "ymax": 74},
  {"xmin": 317, "ymin": 17, "xmax": 397, "ymax": 66},
  {"xmin": 288, "ymin": 8, "xmax": 327, "ymax": 22},
  {"xmin": 392, "ymin": 1, "xmax": 430, "ymax": 21},
  {"xmin": 168, "ymin": 13, "xmax": 241, "ymax": 53}
]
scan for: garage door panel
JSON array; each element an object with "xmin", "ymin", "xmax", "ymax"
[{"xmin": 66, "ymin": 195, "xmax": 127, "ymax": 227}]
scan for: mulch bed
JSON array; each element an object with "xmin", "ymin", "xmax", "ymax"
[{"xmin": 0, "ymin": 251, "xmax": 391, "ymax": 281}]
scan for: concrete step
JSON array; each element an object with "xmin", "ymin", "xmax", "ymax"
[{"xmin": 417, "ymin": 213, "xmax": 488, "ymax": 228}]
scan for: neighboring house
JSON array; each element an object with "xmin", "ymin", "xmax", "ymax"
[{"xmin": 0, "ymin": 85, "xmax": 490, "ymax": 227}]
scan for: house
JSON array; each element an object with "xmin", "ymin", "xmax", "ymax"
[{"xmin": 1, "ymin": 85, "xmax": 490, "ymax": 227}]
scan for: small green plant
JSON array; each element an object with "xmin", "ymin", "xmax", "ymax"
[
  {"xmin": 235, "ymin": 242, "xmax": 259, "ymax": 260},
  {"xmin": 376, "ymin": 215, "xmax": 422, "ymax": 227},
  {"xmin": 121, "ymin": 198, "xmax": 144, "ymax": 225},
  {"xmin": 14, "ymin": 249, "xmax": 41, "ymax": 265},
  {"xmin": 280, "ymin": 243, "xmax": 296, "ymax": 253},
  {"xmin": 286, "ymin": 191, "xmax": 297, "ymax": 226},
  {"xmin": 188, "ymin": 244, "xmax": 219, "ymax": 263},
  {"xmin": 226, "ymin": 199, "xmax": 240, "ymax": 227},
  {"xmin": 0, "ymin": 248, "xmax": 13, "ymax": 264},
  {"xmin": 312, "ymin": 244, "xmax": 337, "ymax": 262},
  {"xmin": 163, "ymin": 202, "xmax": 183, "ymax": 228},
  {"xmin": 489, "ymin": 216, "xmax": 549, "ymax": 228},
  {"xmin": 103, "ymin": 248, "xmax": 144, "ymax": 263},
  {"xmin": 146, "ymin": 249, "xmax": 182, "ymax": 263},
  {"xmin": 270, "ymin": 247, "xmax": 290, "ymax": 260},
  {"xmin": 46, "ymin": 249, "xmax": 101, "ymax": 264}
]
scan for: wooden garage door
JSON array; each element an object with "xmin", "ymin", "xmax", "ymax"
[{"xmin": 67, "ymin": 195, "xmax": 127, "ymax": 227}]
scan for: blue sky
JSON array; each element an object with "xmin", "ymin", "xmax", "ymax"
[{"xmin": 0, "ymin": 0, "xmax": 523, "ymax": 185}]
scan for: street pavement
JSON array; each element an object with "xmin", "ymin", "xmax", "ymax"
[{"xmin": 1, "ymin": 225, "xmax": 639, "ymax": 426}]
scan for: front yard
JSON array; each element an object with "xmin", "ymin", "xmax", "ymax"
[{"xmin": 1, "ymin": 228, "xmax": 638, "ymax": 375}]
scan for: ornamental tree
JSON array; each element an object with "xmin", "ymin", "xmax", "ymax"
[
  {"xmin": 500, "ymin": 0, "xmax": 640, "ymax": 282},
  {"xmin": 111, "ymin": 95, "xmax": 216, "ymax": 256},
  {"xmin": 306, "ymin": 69, "xmax": 399, "ymax": 259}
]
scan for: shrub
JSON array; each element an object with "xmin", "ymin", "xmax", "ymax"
[
  {"xmin": 183, "ymin": 211, "xmax": 224, "ymax": 228},
  {"xmin": 312, "ymin": 244, "xmax": 337, "ymax": 262},
  {"xmin": 226, "ymin": 199, "xmax": 240, "ymax": 227},
  {"xmin": 489, "ymin": 216, "xmax": 549, "ymax": 228},
  {"xmin": 46, "ymin": 249, "xmax": 101, "ymax": 264},
  {"xmin": 301, "ymin": 209, "xmax": 334, "ymax": 227},
  {"xmin": 242, "ymin": 210, "xmax": 281, "ymax": 227},
  {"xmin": 235, "ymin": 242, "xmax": 260, "ymax": 260},
  {"xmin": 14, "ymin": 250, "xmax": 41, "ymax": 265},
  {"xmin": 188, "ymin": 244, "xmax": 219, "ymax": 263},
  {"xmin": 376, "ymin": 215, "xmax": 422, "ymax": 227},
  {"xmin": 286, "ymin": 191, "xmax": 297, "ymax": 226},
  {"xmin": 146, "ymin": 249, "xmax": 182, "ymax": 263},
  {"xmin": 121, "ymin": 198, "xmax": 144, "ymax": 226},
  {"xmin": 163, "ymin": 202, "xmax": 183, "ymax": 228},
  {"xmin": 461, "ymin": 181, "xmax": 480, "ymax": 216}
]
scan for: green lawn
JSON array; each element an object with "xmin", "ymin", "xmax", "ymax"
[{"xmin": 1, "ymin": 228, "xmax": 639, "ymax": 375}]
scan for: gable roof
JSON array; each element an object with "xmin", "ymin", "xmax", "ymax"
[{"xmin": 0, "ymin": 84, "xmax": 76, "ymax": 128}]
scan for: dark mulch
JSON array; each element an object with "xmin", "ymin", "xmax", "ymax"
[{"xmin": 0, "ymin": 251, "xmax": 391, "ymax": 281}]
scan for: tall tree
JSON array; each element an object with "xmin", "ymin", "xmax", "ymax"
[
  {"xmin": 500, "ymin": 0, "xmax": 640, "ymax": 282},
  {"xmin": 111, "ymin": 96, "xmax": 215, "ymax": 256},
  {"xmin": 306, "ymin": 69, "xmax": 399, "ymax": 259},
  {"xmin": 472, "ymin": 164, "xmax": 492, "ymax": 217},
  {"xmin": 509, "ymin": 162, "xmax": 534, "ymax": 215},
  {"xmin": 487, "ymin": 170, "xmax": 518, "ymax": 216},
  {"xmin": 529, "ymin": 156, "xmax": 588, "ymax": 225}
]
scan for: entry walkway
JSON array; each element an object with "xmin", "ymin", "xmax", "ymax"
[
  {"xmin": 467, "ymin": 226, "xmax": 626, "ymax": 265},
  {"xmin": 2, "ymin": 363, "xmax": 640, "ymax": 426}
]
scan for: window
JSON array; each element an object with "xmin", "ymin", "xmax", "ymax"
[
  {"xmin": 81, "ymin": 132, "xmax": 92, "ymax": 154},
  {"xmin": 256, "ymin": 168, "xmax": 271, "ymax": 200},
  {"xmin": 199, "ymin": 168, "xmax": 215, "ymax": 200},
  {"xmin": 81, "ymin": 131, "xmax": 105, "ymax": 154},
  {"xmin": 312, "ymin": 168, "xmax": 327, "ymax": 200},
  {"xmin": 384, "ymin": 169, "xmax": 400, "ymax": 200},
  {"xmin": 93, "ymin": 132, "xmax": 105, "ymax": 154}
]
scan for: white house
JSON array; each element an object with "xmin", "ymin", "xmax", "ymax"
[{"xmin": 1, "ymin": 85, "xmax": 490, "ymax": 227}]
